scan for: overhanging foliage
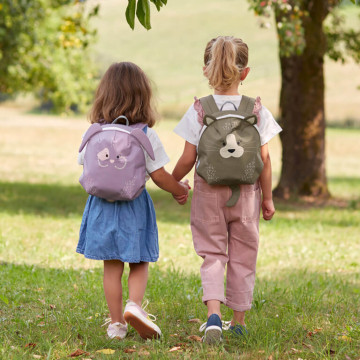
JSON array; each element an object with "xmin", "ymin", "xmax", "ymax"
[{"xmin": 0, "ymin": 0, "xmax": 99, "ymax": 113}]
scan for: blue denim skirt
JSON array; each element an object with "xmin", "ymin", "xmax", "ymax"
[{"xmin": 76, "ymin": 189, "xmax": 158, "ymax": 263}]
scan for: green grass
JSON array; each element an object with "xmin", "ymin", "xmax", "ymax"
[
  {"xmin": 1, "ymin": 264, "xmax": 359, "ymax": 359},
  {"xmin": 0, "ymin": 111, "xmax": 360, "ymax": 358}
]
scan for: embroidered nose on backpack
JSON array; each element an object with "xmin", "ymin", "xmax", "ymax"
[{"xmin": 78, "ymin": 121, "xmax": 154, "ymax": 202}]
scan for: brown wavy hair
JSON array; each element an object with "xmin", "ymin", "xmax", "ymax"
[
  {"xmin": 89, "ymin": 62, "xmax": 157, "ymax": 127},
  {"xmin": 204, "ymin": 36, "xmax": 249, "ymax": 91}
]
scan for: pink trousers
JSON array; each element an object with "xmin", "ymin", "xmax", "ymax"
[{"xmin": 191, "ymin": 173, "xmax": 261, "ymax": 312}]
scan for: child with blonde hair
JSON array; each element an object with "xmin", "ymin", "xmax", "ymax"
[
  {"xmin": 77, "ymin": 62, "xmax": 189, "ymax": 340},
  {"xmin": 172, "ymin": 36, "xmax": 282, "ymax": 344}
]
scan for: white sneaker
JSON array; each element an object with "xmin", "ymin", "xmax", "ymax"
[
  {"xmin": 124, "ymin": 300, "xmax": 161, "ymax": 340},
  {"xmin": 104, "ymin": 320, "xmax": 128, "ymax": 340}
]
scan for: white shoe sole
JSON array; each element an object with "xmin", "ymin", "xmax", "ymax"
[
  {"xmin": 124, "ymin": 308, "xmax": 161, "ymax": 340},
  {"xmin": 203, "ymin": 326, "xmax": 222, "ymax": 345},
  {"xmin": 107, "ymin": 333, "xmax": 126, "ymax": 340},
  {"xmin": 106, "ymin": 323, "xmax": 127, "ymax": 340}
]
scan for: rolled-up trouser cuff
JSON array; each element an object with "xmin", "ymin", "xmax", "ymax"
[
  {"xmin": 202, "ymin": 294, "xmax": 226, "ymax": 305},
  {"xmin": 225, "ymin": 298, "xmax": 252, "ymax": 312}
]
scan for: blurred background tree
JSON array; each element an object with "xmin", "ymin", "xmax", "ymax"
[
  {"xmin": 0, "ymin": 0, "xmax": 99, "ymax": 113},
  {"xmin": 247, "ymin": 0, "xmax": 360, "ymax": 199},
  {"xmin": 127, "ymin": 0, "xmax": 360, "ymax": 200}
]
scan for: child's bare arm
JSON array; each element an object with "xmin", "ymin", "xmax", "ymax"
[
  {"xmin": 150, "ymin": 167, "xmax": 188, "ymax": 197},
  {"xmin": 259, "ymin": 143, "xmax": 275, "ymax": 221},
  {"xmin": 172, "ymin": 141, "xmax": 197, "ymax": 181}
]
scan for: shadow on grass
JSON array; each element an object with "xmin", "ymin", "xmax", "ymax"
[
  {"xmin": 0, "ymin": 262, "xmax": 359, "ymax": 359},
  {"xmin": 0, "ymin": 177, "xmax": 358, "ymax": 224},
  {"xmin": 273, "ymin": 176, "xmax": 360, "ymax": 211},
  {"xmin": 0, "ymin": 181, "xmax": 191, "ymax": 224},
  {"xmin": 0, "ymin": 181, "xmax": 88, "ymax": 217}
]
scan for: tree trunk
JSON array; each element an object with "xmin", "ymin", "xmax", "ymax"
[{"xmin": 273, "ymin": 1, "xmax": 331, "ymax": 200}]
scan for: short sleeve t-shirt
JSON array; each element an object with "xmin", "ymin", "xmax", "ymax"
[
  {"xmin": 144, "ymin": 127, "xmax": 170, "ymax": 174},
  {"xmin": 78, "ymin": 126, "xmax": 169, "ymax": 177},
  {"xmin": 174, "ymin": 95, "xmax": 282, "ymax": 147}
]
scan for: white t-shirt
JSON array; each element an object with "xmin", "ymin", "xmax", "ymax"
[
  {"xmin": 78, "ymin": 126, "xmax": 169, "ymax": 176},
  {"xmin": 144, "ymin": 127, "xmax": 170, "ymax": 173},
  {"xmin": 174, "ymin": 95, "xmax": 282, "ymax": 146}
]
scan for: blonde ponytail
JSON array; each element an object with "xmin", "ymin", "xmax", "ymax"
[{"xmin": 204, "ymin": 36, "xmax": 249, "ymax": 91}]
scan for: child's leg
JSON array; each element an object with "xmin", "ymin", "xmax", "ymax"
[
  {"xmin": 128, "ymin": 262, "xmax": 149, "ymax": 305},
  {"xmin": 191, "ymin": 175, "xmax": 228, "ymax": 317},
  {"xmin": 226, "ymin": 220, "xmax": 259, "ymax": 317},
  {"xmin": 232, "ymin": 310, "xmax": 246, "ymax": 326},
  {"xmin": 125, "ymin": 262, "xmax": 162, "ymax": 339},
  {"xmin": 103, "ymin": 260, "xmax": 125, "ymax": 324},
  {"xmin": 225, "ymin": 183, "xmax": 261, "ymax": 326},
  {"xmin": 207, "ymin": 300, "xmax": 221, "ymax": 319}
]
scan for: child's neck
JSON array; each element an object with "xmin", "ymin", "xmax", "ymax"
[
  {"xmin": 214, "ymin": 90, "xmax": 240, "ymax": 95},
  {"xmin": 214, "ymin": 83, "xmax": 240, "ymax": 96}
]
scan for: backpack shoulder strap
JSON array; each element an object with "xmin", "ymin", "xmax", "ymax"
[
  {"xmin": 199, "ymin": 95, "xmax": 219, "ymax": 115},
  {"xmin": 237, "ymin": 95, "xmax": 255, "ymax": 117},
  {"xmin": 129, "ymin": 122, "xmax": 147, "ymax": 132}
]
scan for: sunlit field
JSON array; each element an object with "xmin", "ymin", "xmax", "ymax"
[
  {"xmin": 0, "ymin": 107, "xmax": 359, "ymax": 359},
  {"xmin": 1, "ymin": 0, "xmax": 360, "ymax": 358}
]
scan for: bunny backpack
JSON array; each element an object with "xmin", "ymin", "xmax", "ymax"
[{"xmin": 78, "ymin": 116, "xmax": 155, "ymax": 202}]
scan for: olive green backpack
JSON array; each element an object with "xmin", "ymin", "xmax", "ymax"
[{"xmin": 196, "ymin": 95, "xmax": 264, "ymax": 207}]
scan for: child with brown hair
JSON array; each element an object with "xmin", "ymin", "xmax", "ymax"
[
  {"xmin": 77, "ymin": 62, "xmax": 189, "ymax": 340},
  {"xmin": 172, "ymin": 36, "xmax": 282, "ymax": 344}
]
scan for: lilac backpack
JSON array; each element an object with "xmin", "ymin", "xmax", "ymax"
[{"xmin": 78, "ymin": 116, "xmax": 155, "ymax": 201}]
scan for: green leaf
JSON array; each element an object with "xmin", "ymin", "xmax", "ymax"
[
  {"xmin": 150, "ymin": 0, "xmax": 161, "ymax": 11},
  {"xmin": 150, "ymin": 0, "xmax": 167, "ymax": 11},
  {"xmin": 89, "ymin": 4, "xmax": 100, "ymax": 17},
  {"xmin": 126, "ymin": 0, "xmax": 136, "ymax": 30},
  {"xmin": 136, "ymin": 0, "xmax": 151, "ymax": 30}
]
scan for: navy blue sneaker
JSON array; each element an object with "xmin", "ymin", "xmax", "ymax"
[
  {"xmin": 229, "ymin": 324, "xmax": 248, "ymax": 337},
  {"xmin": 199, "ymin": 314, "xmax": 223, "ymax": 344}
]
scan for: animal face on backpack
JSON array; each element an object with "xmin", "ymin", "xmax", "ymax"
[
  {"xmin": 217, "ymin": 119, "xmax": 256, "ymax": 159},
  {"xmin": 97, "ymin": 146, "xmax": 127, "ymax": 169},
  {"xmin": 78, "ymin": 122, "xmax": 155, "ymax": 202},
  {"xmin": 196, "ymin": 95, "xmax": 264, "ymax": 207}
]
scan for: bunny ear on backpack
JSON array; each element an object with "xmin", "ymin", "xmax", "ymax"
[
  {"xmin": 79, "ymin": 123, "xmax": 103, "ymax": 152},
  {"xmin": 131, "ymin": 128, "xmax": 155, "ymax": 160}
]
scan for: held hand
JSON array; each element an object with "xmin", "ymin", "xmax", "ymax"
[
  {"xmin": 173, "ymin": 180, "xmax": 191, "ymax": 205},
  {"xmin": 182, "ymin": 179, "xmax": 191, "ymax": 190},
  {"xmin": 262, "ymin": 198, "xmax": 275, "ymax": 221},
  {"xmin": 173, "ymin": 194, "xmax": 188, "ymax": 205}
]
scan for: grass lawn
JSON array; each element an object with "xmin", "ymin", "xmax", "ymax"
[
  {"xmin": 0, "ymin": 108, "xmax": 359, "ymax": 359},
  {"xmin": 1, "ymin": 1, "xmax": 359, "ymax": 358}
]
